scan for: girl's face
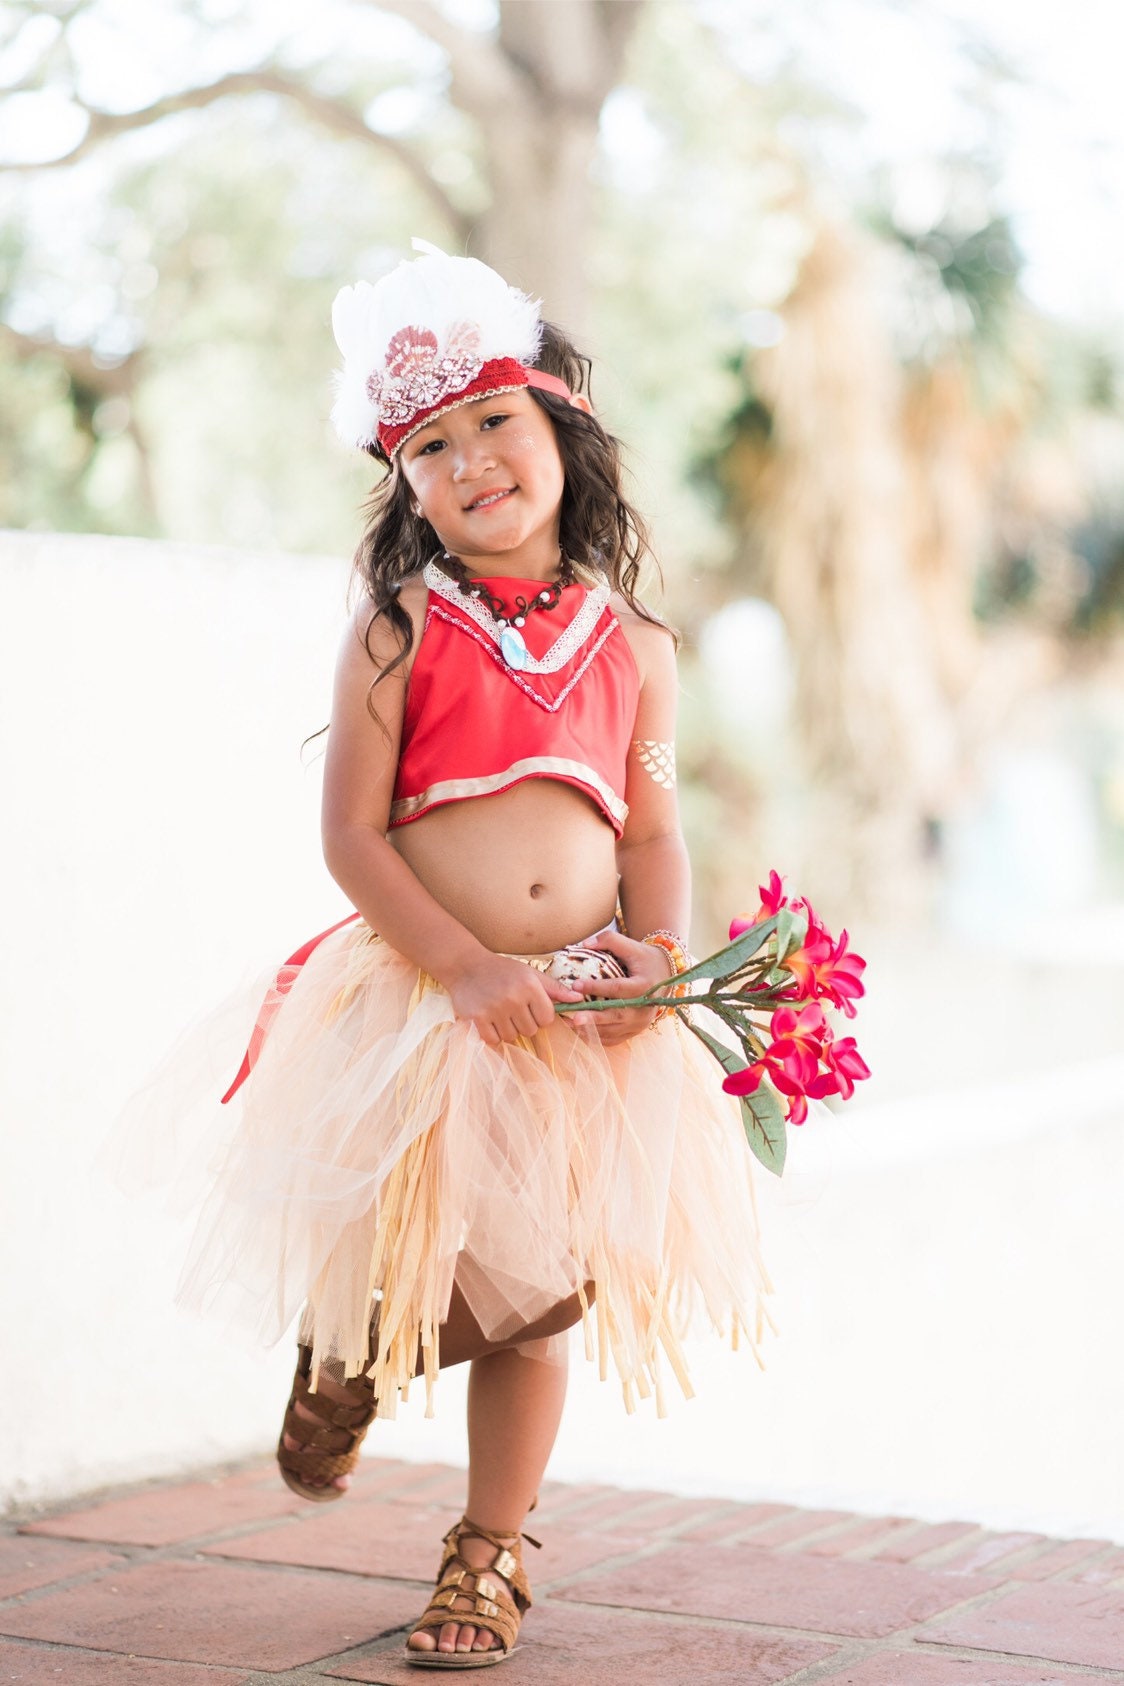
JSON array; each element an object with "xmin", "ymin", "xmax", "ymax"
[{"xmin": 398, "ymin": 389, "xmax": 569, "ymax": 576}]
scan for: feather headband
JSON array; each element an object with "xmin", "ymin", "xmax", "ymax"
[{"xmin": 330, "ymin": 239, "xmax": 572, "ymax": 458}]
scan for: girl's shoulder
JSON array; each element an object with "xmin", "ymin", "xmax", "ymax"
[
  {"xmin": 350, "ymin": 570, "xmax": 430, "ymax": 634},
  {"xmin": 352, "ymin": 568, "xmax": 428, "ymax": 618},
  {"xmin": 609, "ymin": 592, "xmax": 677, "ymax": 681},
  {"xmin": 345, "ymin": 570, "xmax": 430, "ymax": 677}
]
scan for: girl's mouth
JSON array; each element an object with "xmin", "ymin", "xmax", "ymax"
[{"xmin": 465, "ymin": 487, "xmax": 516, "ymax": 513}]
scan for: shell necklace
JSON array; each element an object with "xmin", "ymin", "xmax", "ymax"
[{"xmin": 437, "ymin": 550, "xmax": 578, "ymax": 671}]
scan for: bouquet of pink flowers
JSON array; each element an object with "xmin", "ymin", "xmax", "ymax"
[{"xmin": 557, "ymin": 872, "xmax": 870, "ymax": 1175}]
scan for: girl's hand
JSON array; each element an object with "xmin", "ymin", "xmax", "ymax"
[
  {"xmin": 569, "ymin": 929, "xmax": 678, "ymax": 1047},
  {"xmin": 448, "ymin": 955, "xmax": 583, "ymax": 1047}
]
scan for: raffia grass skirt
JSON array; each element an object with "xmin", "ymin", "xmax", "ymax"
[{"xmin": 114, "ymin": 916, "xmax": 774, "ymax": 1417}]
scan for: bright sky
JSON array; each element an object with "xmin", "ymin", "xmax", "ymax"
[
  {"xmin": 0, "ymin": 0, "xmax": 1121, "ymax": 326},
  {"xmin": 702, "ymin": 0, "xmax": 1124, "ymax": 324}
]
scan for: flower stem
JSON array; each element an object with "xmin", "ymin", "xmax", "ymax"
[{"xmin": 555, "ymin": 991, "xmax": 782, "ymax": 1017}]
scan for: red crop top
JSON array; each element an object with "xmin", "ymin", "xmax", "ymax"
[{"xmin": 389, "ymin": 562, "xmax": 639, "ymax": 837}]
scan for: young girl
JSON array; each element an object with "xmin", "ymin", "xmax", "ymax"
[{"xmin": 159, "ymin": 242, "xmax": 771, "ymax": 1668}]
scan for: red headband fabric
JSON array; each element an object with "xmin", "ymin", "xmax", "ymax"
[
  {"xmin": 378, "ymin": 359, "xmax": 573, "ymax": 457},
  {"xmin": 525, "ymin": 369, "xmax": 574, "ymax": 402}
]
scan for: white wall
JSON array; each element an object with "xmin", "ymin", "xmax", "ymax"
[
  {"xmin": 4, "ymin": 530, "xmax": 1124, "ymax": 1544},
  {"xmin": 3, "ymin": 530, "xmax": 351, "ymax": 1508}
]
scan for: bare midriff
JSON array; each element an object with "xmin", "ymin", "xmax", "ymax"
[{"xmin": 388, "ymin": 778, "xmax": 619, "ymax": 955}]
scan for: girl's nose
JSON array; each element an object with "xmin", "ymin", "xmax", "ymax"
[{"xmin": 451, "ymin": 436, "xmax": 498, "ymax": 480}]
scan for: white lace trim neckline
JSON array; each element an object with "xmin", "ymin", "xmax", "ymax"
[{"xmin": 423, "ymin": 560, "xmax": 611, "ymax": 677}]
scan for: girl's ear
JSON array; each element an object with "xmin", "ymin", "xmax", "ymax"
[{"xmin": 568, "ymin": 393, "xmax": 594, "ymax": 416}]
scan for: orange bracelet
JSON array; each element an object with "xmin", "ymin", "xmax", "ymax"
[{"xmin": 642, "ymin": 930, "xmax": 692, "ymax": 1022}]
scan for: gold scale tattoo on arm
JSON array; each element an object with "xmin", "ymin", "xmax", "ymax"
[{"xmin": 631, "ymin": 740, "xmax": 677, "ymax": 789}]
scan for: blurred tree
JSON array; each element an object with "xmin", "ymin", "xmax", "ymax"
[
  {"xmin": 1, "ymin": 0, "xmax": 644, "ymax": 324},
  {"xmin": 711, "ymin": 216, "xmax": 963, "ymax": 913},
  {"xmin": 700, "ymin": 157, "xmax": 1124, "ymax": 916},
  {"xmin": 0, "ymin": 0, "xmax": 646, "ymax": 535},
  {"xmin": 883, "ymin": 204, "xmax": 1034, "ymax": 695},
  {"xmin": 0, "ymin": 208, "xmax": 151, "ymax": 528}
]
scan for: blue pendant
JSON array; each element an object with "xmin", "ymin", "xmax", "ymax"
[{"xmin": 500, "ymin": 625, "xmax": 530, "ymax": 670}]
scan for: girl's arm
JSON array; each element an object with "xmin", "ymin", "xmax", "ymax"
[
  {"xmin": 616, "ymin": 617, "xmax": 691, "ymax": 940},
  {"xmin": 580, "ymin": 616, "xmax": 692, "ymax": 1044},
  {"xmin": 320, "ymin": 592, "xmax": 581, "ymax": 1045}
]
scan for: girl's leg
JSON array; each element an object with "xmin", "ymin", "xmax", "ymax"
[
  {"xmin": 284, "ymin": 1279, "xmax": 590, "ymax": 1491},
  {"xmin": 407, "ymin": 1343, "xmax": 569, "ymax": 1658}
]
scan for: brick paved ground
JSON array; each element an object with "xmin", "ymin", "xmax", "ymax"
[{"xmin": 4, "ymin": 1457, "xmax": 1124, "ymax": 1683}]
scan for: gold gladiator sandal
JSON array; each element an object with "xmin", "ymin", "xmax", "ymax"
[
  {"xmin": 405, "ymin": 1515, "xmax": 541, "ymax": 1669},
  {"xmin": 276, "ymin": 1317, "xmax": 379, "ymax": 1504}
]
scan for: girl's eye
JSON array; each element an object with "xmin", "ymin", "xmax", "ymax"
[
  {"xmin": 481, "ymin": 412, "xmax": 508, "ymax": 430},
  {"xmin": 416, "ymin": 438, "xmax": 445, "ymax": 456}
]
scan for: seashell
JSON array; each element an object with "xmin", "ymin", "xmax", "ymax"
[
  {"xmin": 546, "ymin": 944, "xmax": 628, "ymax": 985},
  {"xmin": 499, "ymin": 624, "xmax": 530, "ymax": 669},
  {"xmin": 385, "ymin": 324, "xmax": 439, "ymax": 378}
]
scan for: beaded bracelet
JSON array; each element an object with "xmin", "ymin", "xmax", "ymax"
[{"xmin": 642, "ymin": 929, "xmax": 693, "ymax": 1022}]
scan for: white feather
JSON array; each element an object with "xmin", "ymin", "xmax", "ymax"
[
  {"xmin": 330, "ymin": 242, "xmax": 544, "ymax": 447},
  {"xmin": 330, "ymin": 367, "xmax": 377, "ymax": 452}
]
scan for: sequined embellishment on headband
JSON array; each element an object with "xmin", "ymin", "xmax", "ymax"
[{"xmin": 367, "ymin": 322, "xmax": 484, "ymax": 427}]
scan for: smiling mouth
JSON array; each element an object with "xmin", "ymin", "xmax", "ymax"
[{"xmin": 465, "ymin": 488, "xmax": 516, "ymax": 512}]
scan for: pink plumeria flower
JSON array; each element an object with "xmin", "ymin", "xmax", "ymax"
[
  {"xmin": 757, "ymin": 869, "xmax": 788, "ymax": 918},
  {"xmin": 808, "ymin": 1035, "xmax": 871, "ymax": 1101},
  {"xmin": 819, "ymin": 929, "xmax": 867, "ymax": 1018},
  {"xmin": 722, "ymin": 1058, "xmax": 770, "ymax": 1097},
  {"xmin": 768, "ymin": 1002, "xmax": 829, "ymax": 1085}
]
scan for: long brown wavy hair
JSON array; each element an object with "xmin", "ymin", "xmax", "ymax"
[{"xmin": 305, "ymin": 322, "xmax": 670, "ymax": 748}]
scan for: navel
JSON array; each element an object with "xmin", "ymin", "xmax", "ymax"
[{"xmin": 529, "ymin": 882, "xmax": 545, "ymax": 899}]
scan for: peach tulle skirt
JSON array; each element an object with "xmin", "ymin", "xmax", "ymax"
[{"xmin": 111, "ymin": 917, "xmax": 774, "ymax": 1417}]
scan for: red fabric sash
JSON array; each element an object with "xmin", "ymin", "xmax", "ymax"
[{"xmin": 220, "ymin": 910, "xmax": 362, "ymax": 1104}]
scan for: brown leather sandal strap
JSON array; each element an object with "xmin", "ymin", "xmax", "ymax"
[
  {"xmin": 288, "ymin": 1375, "xmax": 375, "ymax": 1430},
  {"xmin": 458, "ymin": 1515, "xmax": 542, "ymax": 1556},
  {"xmin": 280, "ymin": 1417, "xmax": 360, "ymax": 1455},
  {"xmin": 294, "ymin": 1313, "xmax": 380, "ymax": 1384},
  {"xmin": 446, "ymin": 1518, "xmax": 535, "ymax": 1610},
  {"xmin": 275, "ymin": 1440, "xmax": 361, "ymax": 1482},
  {"xmin": 410, "ymin": 1583, "xmax": 521, "ymax": 1654},
  {"xmin": 293, "ymin": 1343, "xmax": 376, "ymax": 1398},
  {"xmin": 407, "ymin": 1516, "xmax": 541, "ymax": 1657},
  {"xmin": 276, "ymin": 1319, "xmax": 382, "ymax": 1499},
  {"xmin": 464, "ymin": 1576, "xmax": 521, "ymax": 1649},
  {"xmin": 457, "ymin": 1516, "xmax": 537, "ymax": 1553},
  {"xmin": 408, "ymin": 1608, "xmax": 520, "ymax": 1655}
]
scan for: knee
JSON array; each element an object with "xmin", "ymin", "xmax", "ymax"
[
  {"xmin": 541, "ymin": 1280, "xmax": 596, "ymax": 1337},
  {"xmin": 519, "ymin": 1280, "xmax": 595, "ymax": 1341}
]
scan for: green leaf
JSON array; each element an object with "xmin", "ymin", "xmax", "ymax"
[
  {"xmin": 743, "ymin": 1083, "xmax": 787, "ymax": 1176},
  {"xmin": 685, "ymin": 1020, "xmax": 787, "ymax": 1177},
  {"xmin": 773, "ymin": 905, "xmax": 808, "ymax": 963},
  {"xmin": 688, "ymin": 1019, "xmax": 749, "ymax": 1076},
  {"xmin": 671, "ymin": 915, "xmax": 779, "ymax": 991}
]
